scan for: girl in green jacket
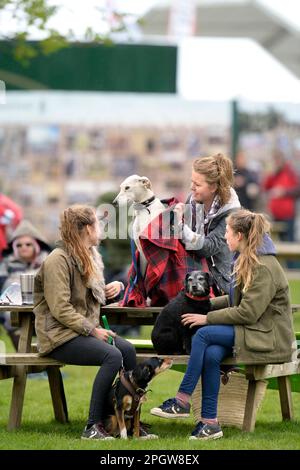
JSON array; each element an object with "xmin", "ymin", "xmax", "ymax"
[
  {"xmin": 34, "ymin": 205, "xmax": 154, "ymax": 440},
  {"xmin": 151, "ymin": 209, "xmax": 294, "ymax": 440}
]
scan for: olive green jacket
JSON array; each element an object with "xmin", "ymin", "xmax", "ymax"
[
  {"xmin": 34, "ymin": 243, "xmax": 101, "ymax": 355},
  {"xmin": 207, "ymin": 255, "xmax": 295, "ymax": 364}
]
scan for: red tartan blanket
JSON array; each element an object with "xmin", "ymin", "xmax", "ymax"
[{"xmin": 121, "ymin": 200, "xmax": 202, "ymax": 307}]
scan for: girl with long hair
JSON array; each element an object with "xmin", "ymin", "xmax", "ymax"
[
  {"xmin": 151, "ymin": 209, "xmax": 294, "ymax": 440},
  {"xmin": 34, "ymin": 205, "xmax": 154, "ymax": 440}
]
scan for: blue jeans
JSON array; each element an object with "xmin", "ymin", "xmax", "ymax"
[{"xmin": 179, "ymin": 325, "xmax": 235, "ymax": 419}]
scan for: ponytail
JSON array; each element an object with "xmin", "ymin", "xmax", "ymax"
[{"xmin": 227, "ymin": 210, "xmax": 270, "ymax": 290}]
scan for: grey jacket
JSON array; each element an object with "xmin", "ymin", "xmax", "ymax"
[{"xmin": 183, "ymin": 188, "xmax": 240, "ymax": 293}]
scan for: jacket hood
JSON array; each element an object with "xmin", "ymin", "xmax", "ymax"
[
  {"xmin": 212, "ymin": 187, "xmax": 241, "ymax": 219},
  {"xmin": 5, "ymin": 220, "xmax": 51, "ymax": 253},
  {"xmin": 257, "ymin": 233, "xmax": 277, "ymax": 256}
]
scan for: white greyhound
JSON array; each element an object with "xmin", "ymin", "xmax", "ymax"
[{"xmin": 113, "ymin": 175, "xmax": 165, "ymax": 277}]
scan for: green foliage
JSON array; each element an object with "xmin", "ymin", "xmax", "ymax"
[
  {"xmin": 0, "ymin": 1, "xmax": 139, "ymax": 62},
  {"xmin": 1, "ymin": 0, "xmax": 67, "ymax": 63}
]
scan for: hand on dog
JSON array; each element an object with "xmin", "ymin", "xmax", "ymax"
[
  {"xmin": 181, "ymin": 313, "xmax": 208, "ymax": 328},
  {"xmin": 91, "ymin": 327, "xmax": 116, "ymax": 343},
  {"xmin": 105, "ymin": 281, "xmax": 123, "ymax": 299}
]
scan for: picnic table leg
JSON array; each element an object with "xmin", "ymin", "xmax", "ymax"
[
  {"xmin": 7, "ymin": 365, "xmax": 28, "ymax": 430},
  {"xmin": 278, "ymin": 375, "xmax": 293, "ymax": 421},
  {"xmin": 47, "ymin": 367, "xmax": 69, "ymax": 423},
  {"xmin": 242, "ymin": 379, "xmax": 266, "ymax": 432},
  {"xmin": 7, "ymin": 313, "xmax": 33, "ymax": 430}
]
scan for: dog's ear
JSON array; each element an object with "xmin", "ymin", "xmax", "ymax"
[
  {"xmin": 207, "ymin": 273, "xmax": 214, "ymax": 287},
  {"xmin": 184, "ymin": 272, "xmax": 190, "ymax": 290},
  {"xmin": 140, "ymin": 177, "xmax": 152, "ymax": 190},
  {"xmin": 141, "ymin": 365, "xmax": 153, "ymax": 382}
]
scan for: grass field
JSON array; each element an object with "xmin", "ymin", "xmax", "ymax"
[{"xmin": 0, "ymin": 280, "xmax": 299, "ymax": 450}]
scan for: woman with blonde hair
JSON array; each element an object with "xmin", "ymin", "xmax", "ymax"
[
  {"xmin": 34, "ymin": 205, "xmax": 154, "ymax": 440},
  {"xmin": 174, "ymin": 153, "xmax": 241, "ymax": 295},
  {"xmin": 151, "ymin": 209, "xmax": 294, "ymax": 440}
]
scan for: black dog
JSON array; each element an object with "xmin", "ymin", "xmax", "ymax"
[
  {"xmin": 151, "ymin": 271, "xmax": 212, "ymax": 355},
  {"xmin": 104, "ymin": 357, "xmax": 172, "ymax": 439}
]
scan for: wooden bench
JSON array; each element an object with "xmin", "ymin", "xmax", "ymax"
[
  {"xmin": 274, "ymin": 242, "xmax": 300, "ymax": 265},
  {"xmin": 1, "ymin": 304, "xmax": 300, "ymax": 432}
]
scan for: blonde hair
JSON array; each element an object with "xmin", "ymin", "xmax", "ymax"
[
  {"xmin": 60, "ymin": 205, "xmax": 97, "ymax": 283},
  {"xmin": 193, "ymin": 153, "xmax": 234, "ymax": 206},
  {"xmin": 227, "ymin": 209, "xmax": 271, "ymax": 291}
]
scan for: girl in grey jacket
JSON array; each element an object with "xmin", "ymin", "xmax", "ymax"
[{"xmin": 175, "ymin": 153, "xmax": 240, "ymax": 294}]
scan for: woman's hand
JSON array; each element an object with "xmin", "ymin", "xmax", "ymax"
[
  {"xmin": 105, "ymin": 281, "xmax": 123, "ymax": 299},
  {"xmin": 91, "ymin": 327, "xmax": 116, "ymax": 343},
  {"xmin": 181, "ymin": 313, "xmax": 208, "ymax": 328}
]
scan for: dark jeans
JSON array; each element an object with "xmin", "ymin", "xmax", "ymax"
[
  {"xmin": 179, "ymin": 325, "xmax": 235, "ymax": 419},
  {"xmin": 49, "ymin": 335, "xmax": 136, "ymax": 426}
]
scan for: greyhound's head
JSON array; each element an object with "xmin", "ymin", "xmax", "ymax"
[{"xmin": 112, "ymin": 175, "xmax": 154, "ymax": 206}]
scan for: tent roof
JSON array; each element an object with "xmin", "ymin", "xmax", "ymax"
[
  {"xmin": 141, "ymin": 0, "xmax": 300, "ymax": 79},
  {"xmin": 177, "ymin": 37, "xmax": 300, "ymax": 103}
]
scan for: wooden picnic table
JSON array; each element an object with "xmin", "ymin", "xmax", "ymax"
[{"xmin": 1, "ymin": 303, "xmax": 300, "ymax": 431}]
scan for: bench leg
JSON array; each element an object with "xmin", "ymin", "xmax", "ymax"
[
  {"xmin": 278, "ymin": 376, "xmax": 293, "ymax": 421},
  {"xmin": 7, "ymin": 366, "xmax": 27, "ymax": 430},
  {"xmin": 242, "ymin": 379, "xmax": 265, "ymax": 432},
  {"xmin": 47, "ymin": 367, "xmax": 68, "ymax": 424}
]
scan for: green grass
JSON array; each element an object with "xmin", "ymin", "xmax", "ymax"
[
  {"xmin": 0, "ymin": 363, "xmax": 299, "ymax": 450},
  {"xmin": 0, "ymin": 280, "xmax": 299, "ymax": 450}
]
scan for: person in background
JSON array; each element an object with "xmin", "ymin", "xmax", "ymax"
[
  {"xmin": 234, "ymin": 151, "xmax": 260, "ymax": 211},
  {"xmin": 0, "ymin": 220, "xmax": 51, "ymax": 349},
  {"xmin": 34, "ymin": 205, "xmax": 155, "ymax": 440},
  {"xmin": 151, "ymin": 210, "xmax": 294, "ymax": 440},
  {"xmin": 263, "ymin": 150, "xmax": 299, "ymax": 242},
  {"xmin": 174, "ymin": 153, "xmax": 241, "ymax": 295},
  {"xmin": 0, "ymin": 192, "xmax": 23, "ymax": 259}
]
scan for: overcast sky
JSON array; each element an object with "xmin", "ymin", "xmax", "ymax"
[{"xmin": 1, "ymin": 0, "xmax": 299, "ymax": 38}]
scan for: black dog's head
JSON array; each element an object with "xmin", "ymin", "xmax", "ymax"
[
  {"xmin": 184, "ymin": 271, "xmax": 211, "ymax": 297},
  {"xmin": 132, "ymin": 357, "xmax": 173, "ymax": 389}
]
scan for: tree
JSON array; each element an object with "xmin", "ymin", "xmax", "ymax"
[
  {"xmin": 0, "ymin": 0, "xmax": 68, "ymax": 62},
  {"xmin": 0, "ymin": 0, "xmax": 138, "ymax": 63}
]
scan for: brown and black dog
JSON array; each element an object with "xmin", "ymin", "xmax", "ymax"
[{"xmin": 104, "ymin": 357, "xmax": 173, "ymax": 439}]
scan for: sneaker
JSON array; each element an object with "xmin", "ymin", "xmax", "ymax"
[
  {"xmin": 150, "ymin": 398, "xmax": 190, "ymax": 419},
  {"xmin": 128, "ymin": 422, "xmax": 158, "ymax": 440},
  {"xmin": 137, "ymin": 424, "xmax": 159, "ymax": 440},
  {"xmin": 81, "ymin": 423, "xmax": 115, "ymax": 440},
  {"xmin": 189, "ymin": 421, "xmax": 223, "ymax": 440}
]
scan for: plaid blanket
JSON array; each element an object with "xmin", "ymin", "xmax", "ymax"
[{"xmin": 122, "ymin": 199, "xmax": 203, "ymax": 307}]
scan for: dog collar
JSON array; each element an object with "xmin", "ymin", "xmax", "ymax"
[
  {"xmin": 133, "ymin": 195, "xmax": 156, "ymax": 213},
  {"xmin": 141, "ymin": 195, "xmax": 156, "ymax": 207},
  {"xmin": 185, "ymin": 292, "xmax": 210, "ymax": 301}
]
